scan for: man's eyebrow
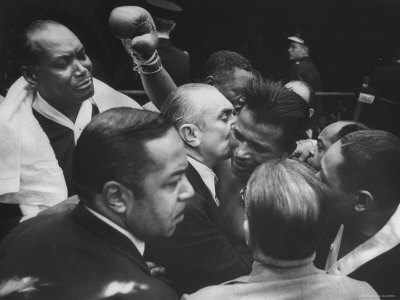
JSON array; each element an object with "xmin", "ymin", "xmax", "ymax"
[
  {"xmin": 234, "ymin": 127, "xmax": 269, "ymax": 150},
  {"xmin": 169, "ymin": 166, "xmax": 187, "ymax": 177},
  {"xmin": 250, "ymin": 140, "xmax": 271, "ymax": 151},
  {"xmin": 52, "ymin": 51, "xmax": 75, "ymax": 61},
  {"xmin": 218, "ymin": 108, "xmax": 234, "ymax": 117}
]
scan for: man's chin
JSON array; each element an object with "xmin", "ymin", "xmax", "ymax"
[{"xmin": 75, "ymin": 85, "xmax": 95, "ymax": 102}]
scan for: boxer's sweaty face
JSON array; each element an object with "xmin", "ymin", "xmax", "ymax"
[{"xmin": 230, "ymin": 106, "xmax": 285, "ymax": 179}]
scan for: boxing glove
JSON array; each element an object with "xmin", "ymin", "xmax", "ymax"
[{"xmin": 109, "ymin": 6, "xmax": 158, "ymax": 61}]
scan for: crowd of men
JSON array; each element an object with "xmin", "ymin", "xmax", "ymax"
[{"xmin": 0, "ymin": 3, "xmax": 399, "ymax": 300}]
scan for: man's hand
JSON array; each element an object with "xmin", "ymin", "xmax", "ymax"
[
  {"xmin": 109, "ymin": 6, "xmax": 158, "ymax": 61},
  {"xmin": 146, "ymin": 261, "xmax": 166, "ymax": 277},
  {"xmin": 290, "ymin": 139, "xmax": 316, "ymax": 162}
]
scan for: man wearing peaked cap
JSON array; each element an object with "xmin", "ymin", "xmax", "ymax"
[
  {"xmin": 146, "ymin": 0, "xmax": 190, "ymax": 87},
  {"xmin": 112, "ymin": 0, "xmax": 190, "ymax": 99},
  {"xmin": 287, "ymin": 32, "xmax": 322, "ymax": 92}
]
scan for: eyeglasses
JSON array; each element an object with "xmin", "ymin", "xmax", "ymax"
[{"xmin": 240, "ymin": 186, "xmax": 247, "ymax": 206}]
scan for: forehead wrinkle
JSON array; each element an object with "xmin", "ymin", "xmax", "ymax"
[{"xmin": 31, "ymin": 29, "xmax": 82, "ymax": 63}]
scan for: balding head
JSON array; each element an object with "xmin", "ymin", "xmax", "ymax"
[
  {"xmin": 19, "ymin": 20, "xmax": 72, "ymax": 66},
  {"xmin": 308, "ymin": 121, "xmax": 368, "ymax": 171},
  {"xmin": 161, "ymin": 83, "xmax": 235, "ymax": 167},
  {"xmin": 161, "ymin": 83, "xmax": 220, "ymax": 129},
  {"xmin": 19, "ymin": 20, "xmax": 94, "ymax": 107}
]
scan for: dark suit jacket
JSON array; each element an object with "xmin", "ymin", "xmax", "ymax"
[
  {"xmin": 370, "ymin": 62, "xmax": 400, "ymax": 102},
  {"xmin": 145, "ymin": 163, "xmax": 252, "ymax": 295},
  {"xmin": 288, "ymin": 57, "xmax": 322, "ymax": 91},
  {"xmin": 157, "ymin": 38, "xmax": 190, "ymax": 87},
  {"xmin": 350, "ymin": 244, "xmax": 400, "ymax": 297},
  {"xmin": 0, "ymin": 203, "xmax": 178, "ymax": 300}
]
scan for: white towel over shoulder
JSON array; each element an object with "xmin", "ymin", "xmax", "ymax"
[
  {"xmin": 0, "ymin": 77, "xmax": 142, "ymax": 217},
  {"xmin": 0, "ymin": 77, "xmax": 68, "ymax": 210}
]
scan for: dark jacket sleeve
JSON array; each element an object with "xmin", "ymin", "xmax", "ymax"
[{"xmin": 145, "ymin": 195, "xmax": 252, "ymax": 295}]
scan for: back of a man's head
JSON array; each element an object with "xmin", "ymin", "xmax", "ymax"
[
  {"xmin": 161, "ymin": 83, "xmax": 214, "ymax": 129},
  {"xmin": 245, "ymin": 159, "xmax": 327, "ymax": 261},
  {"xmin": 154, "ymin": 17, "xmax": 175, "ymax": 34},
  {"xmin": 338, "ymin": 130, "xmax": 400, "ymax": 209},
  {"xmin": 72, "ymin": 108, "xmax": 172, "ymax": 203},
  {"xmin": 203, "ymin": 50, "xmax": 253, "ymax": 84},
  {"xmin": 242, "ymin": 78, "xmax": 309, "ymax": 154},
  {"xmin": 147, "ymin": 0, "xmax": 181, "ymax": 34}
]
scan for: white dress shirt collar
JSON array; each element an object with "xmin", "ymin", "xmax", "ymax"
[
  {"xmin": 32, "ymin": 92, "xmax": 96, "ymax": 144},
  {"xmin": 85, "ymin": 205, "xmax": 145, "ymax": 256},
  {"xmin": 187, "ymin": 157, "xmax": 219, "ymax": 207},
  {"xmin": 326, "ymin": 204, "xmax": 400, "ymax": 275}
]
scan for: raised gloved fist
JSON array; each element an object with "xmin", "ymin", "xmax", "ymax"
[{"xmin": 109, "ymin": 6, "xmax": 158, "ymax": 61}]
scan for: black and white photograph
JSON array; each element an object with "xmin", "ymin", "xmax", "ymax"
[{"xmin": 0, "ymin": 0, "xmax": 399, "ymax": 299}]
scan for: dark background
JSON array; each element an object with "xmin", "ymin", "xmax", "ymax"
[{"xmin": 1, "ymin": 0, "xmax": 400, "ymax": 96}]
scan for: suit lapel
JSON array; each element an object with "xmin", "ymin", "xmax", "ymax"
[
  {"xmin": 71, "ymin": 203, "xmax": 150, "ymax": 274},
  {"xmin": 186, "ymin": 163, "xmax": 216, "ymax": 205}
]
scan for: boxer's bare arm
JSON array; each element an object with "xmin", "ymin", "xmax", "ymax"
[{"xmin": 139, "ymin": 70, "xmax": 176, "ymax": 109}]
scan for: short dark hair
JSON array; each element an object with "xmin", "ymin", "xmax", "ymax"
[
  {"xmin": 246, "ymin": 159, "xmax": 327, "ymax": 260},
  {"xmin": 338, "ymin": 130, "xmax": 400, "ymax": 209},
  {"xmin": 72, "ymin": 108, "xmax": 173, "ymax": 202},
  {"xmin": 243, "ymin": 78, "xmax": 309, "ymax": 154},
  {"xmin": 330, "ymin": 121, "xmax": 368, "ymax": 145},
  {"xmin": 18, "ymin": 20, "xmax": 63, "ymax": 66},
  {"xmin": 203, "ymin": 50, "xmax": 253, "ymax": 84}
]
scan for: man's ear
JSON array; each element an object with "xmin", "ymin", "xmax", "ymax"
[
  {"xmin": 309, "ymin": 108, "xmax": 315, "ymax": 118},
  {"xmin": 102, "ymin": 181, "xmax": 132, "ymax": 214},
  {"xmin": 205, "ymin": 75, "xmax": 216, "ymax": 86},
  {"xmin": 21, "ymin": 66, "xmax": 38, "ymax": 87},
  {"xmin": 179, "ymin": 124, "xmax": 201, "ymax": 147},
  {"xmin": 243, "ymin": 219, "xmax": 253, "ymax": 248},
  {"xmin": 354, "ymin": 190, "xmax": 374, "ymax": 212}
]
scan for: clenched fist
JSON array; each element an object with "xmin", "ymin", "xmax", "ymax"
[{"xmin": 109, "ymin": 6, "xmax": 158, "ymax": 61}]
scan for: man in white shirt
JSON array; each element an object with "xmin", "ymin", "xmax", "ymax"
[
  {"xmin": 319, "ymin": 130, "xmax": 400, "ymax": 297},
  {"xmin": 145, "ymin": 83, "xmax": 252, "ymax": 295},
  {"xmin": 0, "ymin": 20, "xmax": 141, "ymax": 219},
  {"xmin": 0, "ymin": 108, "xmax": 193, "ymax": 299}
]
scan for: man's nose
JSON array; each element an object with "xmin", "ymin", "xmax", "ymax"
[
  {"xmin": 235, "ymin": 142, "xmax": 251, "ymax": 159},
  {"xmin": 179, "ymin": 175, "xmax": 194, "ymax": 202},
  {"xmin": 73, "ymin": 60, "xmax": 88, "ymax": 76},
  {"xmin": 229, "ymin": 114, "xmax": 237, "ymax": 126}
]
